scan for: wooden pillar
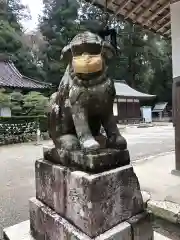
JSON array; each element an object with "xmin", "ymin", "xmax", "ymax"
[
  {"xmin": 171, "ymin": 0, "xmax": 180, "ymax": 175},
  {"xmin": 133, "ymin": 99, "xmax": 136, "ymax": 119}
]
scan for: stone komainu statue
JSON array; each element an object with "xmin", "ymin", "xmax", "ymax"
[{"xmin": 48, "ymin": 31, "xmax": 127, "ymax": 152}]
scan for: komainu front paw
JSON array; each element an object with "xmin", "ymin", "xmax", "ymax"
[
  {"xmin": 108, "ymin": 135, "xmax": 127, "ymax": 150},
  {"xmin": 82, "ymin": 138, "xmax": 100, "ymax": 151},
  {"xmin": 115, "ymin": 135, "xmax": 127, "ymax": 150}
]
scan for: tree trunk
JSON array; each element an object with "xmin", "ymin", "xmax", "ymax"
[{"xmin": 128, "ymin": 24, "xmax": 136, "ymax": 88}]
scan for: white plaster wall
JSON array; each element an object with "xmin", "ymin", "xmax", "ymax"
[
  {"xmin": 0, "ymin": 107, "xmax": 11, "ymax": 117},
  {"xmin": 171, "ymin": 1, "xmax": 180, "ymax": 78}
]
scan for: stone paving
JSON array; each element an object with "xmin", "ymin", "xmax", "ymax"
[
  {"xmin": 155, "ymin": 232, "xmax": 173, "ymax": 239},
  {"xmin": 123, "ymin": 124, "xmax": 174, "ymax": 161},
  {"xmin": 0, "ymin": 124, "xmax": 174, "ymax": 239}
]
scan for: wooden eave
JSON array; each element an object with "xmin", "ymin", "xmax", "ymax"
[{"xmin": 84, "ymin": 0, "xmax": 177, "ymax": 38}]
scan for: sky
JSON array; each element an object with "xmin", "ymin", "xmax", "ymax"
[{"xmin": 21, "ymin": 0, "xmax": 43, "ymax": 32}]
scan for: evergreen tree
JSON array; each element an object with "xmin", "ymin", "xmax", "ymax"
[
  {"xmin": 39, "ymin": 1, "xmax": 172, "ymax": 103},
  {"xmin": 146, "ymin": 36, "xmax": 172, "ymax": 103},
  {"xmin": 0, "ymin": 0, "xmax": 44, "ymax": 80},
  {"xmin": 40, "ymin": 0, "xmax": 79, "ymax": 86},
  {"xmin": 0, "ymin": 0, "xmax": 30, "ymax": 31}
]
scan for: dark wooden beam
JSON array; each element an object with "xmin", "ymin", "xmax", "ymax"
[
  {"xmin": 106, "ymin": 0, "xmax": 113, "ymax": 7},
  {"xmin": 114, "ymin": 0, "xmax": 132, "ymax": 15},
  {"xmin": 143, "ymin": 1, "xmax": 170, "ymax": 25},
  {"xmin": 163, "ymin": 28, "xmax": 171, "ymax": 35},
  {"xmin": 83, "ymin": 0, "xmax": 171, "ymax": 39},
  {"xmin": 171, "ymin": 0, "xmax": 180, "ymax": 3},
  {"xmin": 125, "ymin": 0, "xmax": 147, "ymax": 20},
  {"xmin": 156, "ymin": 20, "xmax": 170, "ymax": 32},
  {"xmin": 135, "ymin": 0, "xmax": 160, "ymax": 22},
  {"xmin": 150, "ymin": 11, "xmax": 170, "ymax": 28}
]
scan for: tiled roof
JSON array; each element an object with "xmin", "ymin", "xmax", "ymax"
[
  {"xmin": 114, "ymin": 80, "xmax": 156, "ymax": 99},
  {"xmin": 0, "ymin": 60, "xmax": 51, "ymax": 89}
]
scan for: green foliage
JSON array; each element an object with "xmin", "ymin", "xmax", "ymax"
[
  {"xmin": 0, "ymin": 0, "xmax": 30, "ymax": 31},
  {"xmin": 145, "ymin": 37, "xmax": 172, "ymax": 103},
  {"xmin": 0, "ymin": 0, "xmax": 173, "ymax": 105},
  {"xmin": 10, "ymin": 91, "xmax": 23, "ymax": 115},
  {"xmin": 39, "ymin": 0, "xmax": 79, "ymax": 86},
  {"xmin": 10, "ymin": 91, "xmax": 23, "ymax": 102},
  {"xmin": 23, "ymin": 91, "xmax": 49, "ymax": 115},
  {"xmin": 0, "ymin": 0, "xmax": 45, "ymax": 81},
  {"xmin": 0, "ymin": 90, "xmax": 49, "ymax": 116},
  {"xmin": 0, "ymin": 20, "xmax": 22, "ymax": 52},
  {"xmin": 38, "ymin": 1, "xmax": 172, "ymax": 104},
  {"xmin": 0, "ymin": 88, "xmax": 11, "ymax": 107},
  {"xmin": 81, "ymin": 4, "xmax": 172, "ymax": 103}
]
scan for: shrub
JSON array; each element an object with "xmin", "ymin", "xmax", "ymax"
[
  {"xmin": 0, "ymin": 88, "xmax": 11, "ymax": 107},
  {"xmin": 23, "ymin": 91, "xmax": 49, "ymax": 116},
  {"xmin": 10, "ymin": 91, "xmax": 23, "ymax": 115}
]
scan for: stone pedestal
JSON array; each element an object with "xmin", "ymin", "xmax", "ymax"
[
  {"xmin": 43, "ymin": 146, "xmax": 130, "ymax": 173},
  {"xmin": 29, "ymin": 198, "xmax": 133, "ymax": 240},
  {"xmin": 3, "ymin": 148, "xmax": 154, "ymax": 240}
]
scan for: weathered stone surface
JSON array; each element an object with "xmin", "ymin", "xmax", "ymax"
[
  {"xmin": 44, "ymin": 145, "xmax": 130, "ymax": 173},
  {"xmin": 147, "ymin": 200, "xmax": 180, "ymax": 224},
  {"xmin": 127, "ymin": 212, "xmax": 154, "ymax": 240},
  {"xmin": 96, "ymin": 222, "xmax": 132, "ymax": 240},
  {"xmin": 66, "ymin": 164, "xmax": 144, "ymax": 237},
  {"xmin": 43, "ymin": 145, "xmax": 54, "ymax": 161},
  {"xmin": 29, "ymin": 198, "xmax": 132, "ymax": 240},
  {"xmin": 141, "ymin": 191, "xmax": 151, "ymax": 208},
  {"xmin": 35, "ymin": 159, "xmax": 66, "ymax": 215},
  {"xmin": 69, "ymin": 148, "xmax": 130, "ymax": 172},
  {"xmin": 3, "ymin": 220, "xmax": 132, "ymax": 240},
  {"xmin": 35, "ymin": 160, "xmax": 143, "ymax": 237},
  {"xmin": 43, "ymin": 146, "xmax": 69, "ymax": 165},
  {"xmin": 30, "ymin": 197, "xmax": 82, "ymax": 240},
  {"xmin": 2, "ymin": 220, "xmax": 168, "ymax": 240},
  {"xmin": 48, "ymin": 33, "xmax": 127, "ymax": 153}
]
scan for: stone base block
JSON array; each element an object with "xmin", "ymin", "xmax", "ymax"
[
  {"xmin": 35, "ymin": 159, "xmax": 144, "ymax": 237},
  {"xmin": 3, "ymin": 200, "xmax": 153, "ymax": 240},
  {"xmin": 127, "ymin": 212, "xmax": 154, "ymax": 240},
  {"xmin": 29, "ymin": 197, "xmax": 132, "ymax": 240},
  {"xmin": 43, "ymin": 146, "xmax": 130, "ymax": 173},
  {"xmin": 35, "ymin": 160, "xmax": 66, "ymax": 216},
  {"xmin": 4, "ymin": 220, "xmax": 132, "ymax": 240}
]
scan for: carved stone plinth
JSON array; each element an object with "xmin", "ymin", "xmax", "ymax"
[
  {"xmin": 35, "ymin": 159, "xmax": 144, "ymax": 237},
  {"xmin": 3, "ymin": 200, "xmax": 153, "ymax": 240},
  {"xmin": 35, "ymin": 160, "xmax": 66, "ymax": 216},
  {"xmin": 29, "ymin": 198, "xmax": 133, "ymax": 240},
  {"xmin": 3, "ymin": 147, "xmax": 153, "ymax": 240},
  {"xmin": 127, "ymin": 212, "xmax": 153, "ymax": 240},
  {"xmin": 43, "ymin": 145, "xmax": 130, "ymax": 173}
]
